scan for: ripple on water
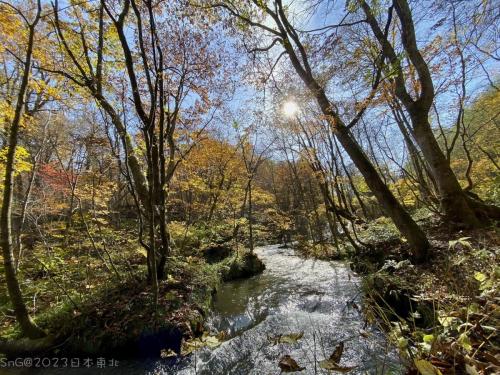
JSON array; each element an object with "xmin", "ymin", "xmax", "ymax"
[{"xmin": 168, "ymin": 245, "xmax": 403, "ymax": 375}]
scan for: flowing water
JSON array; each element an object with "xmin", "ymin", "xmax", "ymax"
[
  {"xmin": 26, "ymin": 244, "xmax": 402, "ymax": 374},
  {"xmin": 168, "ymin": 245, "xmax": 402, "ymax": 374}
]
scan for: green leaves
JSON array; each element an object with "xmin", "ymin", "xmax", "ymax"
[
  {"xmin": 422, "ymin": 334, "xmax": 435, "ymax": 344},
  {"xmin": 437, "ymin": 311, "xmax": 458, "ymax": 328},
  {"xmin": 474, "ymin": 270, "xmax": 496, "ymax": 293},
  {"xmin": 474, "ymin": 271, "xmax": 487, "ymax": 283},
  {"xmin": 458, "ymin": 332, "xmax": 472, "ymax": 352}
]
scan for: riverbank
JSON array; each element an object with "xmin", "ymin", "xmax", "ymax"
[
  {"xmin": 349, "ymin": 217, "xmax": 499, "ymax": 374},
  {"xmin": 0, "ymin": 222, "xmax": 265, "ymax": 359}
]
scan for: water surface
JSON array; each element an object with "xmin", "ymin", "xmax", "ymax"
[{"xmin": 172, "ymin": 244, "xmax": 401, "ymax": 374}]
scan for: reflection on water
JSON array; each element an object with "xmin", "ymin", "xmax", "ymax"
[{"xmin": 26, "ymin": 245, "xmax": 403, "ymax": 375}]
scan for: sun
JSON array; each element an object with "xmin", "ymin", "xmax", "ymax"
[{"xmin": 282, "ymin": 101, "xmax": 299, "ymax": 117}]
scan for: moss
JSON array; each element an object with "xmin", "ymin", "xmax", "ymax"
[
  {"xmin": 362, "ymin": 272, "xmax": 436, "ymax": 329},
  {"xmin": 293, "ymin": 240, "xmax": 348, "ymax": 260},
  {"xmin": 0, "ymin": 218, "xmax": 265, "ymax": 359},
  {"xmin": 358, "ymin": 216, "xmax": 400, "ymax": 245},
  {"xmin": 219, "ymin": 249, "xmax": 265, "ymax": 281}
]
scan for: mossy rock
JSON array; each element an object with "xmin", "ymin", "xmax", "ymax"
[{"xmin": 221, "ymin": 251, "xmax": 265, "ymax": 281}]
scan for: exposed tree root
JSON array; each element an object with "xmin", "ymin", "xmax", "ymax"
[{"xmin": 465, "ymin": 193, "xmax": 500, "ymax": 221}]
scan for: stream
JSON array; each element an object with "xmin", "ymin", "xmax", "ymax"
[
  {"xmin": 168, "ymin": 244, "xmax": 402, "ymax": 374},
  {"xmin": 26, "ymin": 244, "xmax": 403, "ymax": 374}
]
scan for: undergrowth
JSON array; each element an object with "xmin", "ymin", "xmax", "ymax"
[{"xmin": 360, "ymin": 220, "xmax": 499, "ymax": 374}]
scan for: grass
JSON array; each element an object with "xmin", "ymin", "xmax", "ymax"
[{"xmin": 0, "ymin": 218, "xmax": 246, "ymax": 357}]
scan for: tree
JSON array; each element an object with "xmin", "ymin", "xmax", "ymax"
[
  {"xmin": 235, "ymin": 121, "xmax": 273, "ymax": 252},
  {"xmin": 0, "ymin": 0, "xmax": 45, "ymax": 339},
  {"xmin": 49, "ymin": 0, "xmax": 228, "ymax": 289},
  {"xmin": 360, "ymin": 0, "xmax": 499, "ymax": 226}
]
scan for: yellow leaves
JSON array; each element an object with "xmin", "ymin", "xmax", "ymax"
[
  {"xmin": 0, "ymin": 100, "xmax": 15, "ymax": 128},
  {"xmin": 0, "ymin": 146, "xmax": 32, "ymax": 175},
  {"xmin": 77, "ymin": 180, "xmax": 116, "ymax": 210},
  {"xmin": 0, "ymin": 146, "xmax": 31, "ymax": 198},
  {"xmin": 136, "ymin": 247, "xmax": 148, "ymax": 258},
  {"xmin": 31, "ymin": 79, "xmax": 61, "ymax": 101},
  {"xmin": 414, "ymin": 359, "xmax": 443, "ymax": 375},
  {"xmin": 251, "ymin": 186, "xmax": 273, "ymax": 205},
  {"xmin": 0, "ymin": 102, "xmax": 35, "ymax": 134},
  {"xmin": 181, "ymin": 332, "xmax": 222, "ymax": 355},
  {"xmin": 172, "ymin": 136, "xmax": 256, "ymax": 216},
  {"xmin": 0, "ymin": 7, "xmax": 26, "ymax": 49},
  {"xmin": 389, "ymin": 178, "xmax": 417, "ymax": 207}
]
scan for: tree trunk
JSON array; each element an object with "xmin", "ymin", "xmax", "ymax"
[
  {"xmin": 248, "ymin": 179, "xmax": 254, "ymax": 252},
  {"xmin": 1, "ymin": 8, "xmax": 45, "ymax": 339},
  {"xmin": 276, "ymin": 25, "xmax": 430, "ymax": 260},
  {"xmin": 332, "ymin": 123, "xmax": 429, "ymax": 258},
  {"xmin": 362, "ymin": 0, "xmax": 498, "ymax": 226},
  {"xmin": 15, "ymin": 142, "xmax": 43, "ymax": 270},
  {"xmin": 411, "ymin": 113, "xmax": 481, "ymax": 225},
  {"xmin": 392, "ymin": 105, "xmax": 435, "ymax": 204}
]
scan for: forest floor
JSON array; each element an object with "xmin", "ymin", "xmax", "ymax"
[
  {"xmin": 0, "ymin": 220, "xmax": 264, "ymax": 358},
  {"xmin": 341, "ymin": 213, "xmax": 499, "ymax": 374}
]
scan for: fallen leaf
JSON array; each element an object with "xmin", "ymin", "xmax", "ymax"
[
  {"xmin": 330, "ymin": 342, "xmax": 344, "ymax": 363},
  {"xmin": 318, "ymin": 359, "xmax": 356, "ymax": 372},
  {"xmin": 318, "ymin": 343, "xmax": 357, "ymax": 372},
  {"xmin": 481, "ymin": 352, "xmax": 500, "ymax": 366},
  {"xmin": 278, "ymin": 355, "xmax": 305, "ymax": 372},
  {"xmin": 270, "ymin": 331, "xmax": 304, "ymax": 345},
  {"xmin": 359, "ymin": 330, "xmax": 371, "ymax": 338},
  {"xmin": 216, "ymin": 331, "xmax": 226, "ymax": 341},
  {"xmin": 414, "ymin": 359, "xmax": 443, "ymax": 375},
  {"xmin": 203, "ymin": 334, "xmax": 221, "ymax": 348},
  {"xmin": 160, "ymin": 349, "xmax": 177, "ymax": 358},
  {"xmin": 181, "ymin": 338, "xmax": 203, "ymax": 356},
  {"xmin": 181, "ymin": 333, "xmax": 222, "ymax": 355}
]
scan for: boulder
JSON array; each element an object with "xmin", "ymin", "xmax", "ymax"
[{"xmin": 221, "ymin": 251, "xmax": 265, "ymax": 281}]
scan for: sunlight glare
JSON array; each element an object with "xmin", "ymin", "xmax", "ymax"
[{"xmin": 282, "ymin": 101, "xmax": 299, "ymax": 117}]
